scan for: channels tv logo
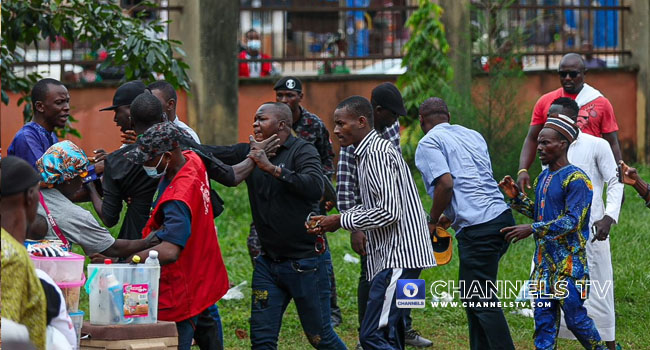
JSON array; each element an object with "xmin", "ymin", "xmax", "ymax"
[{"xmin": 396, "ymin": 279, "xmax": 425, "ymax": 308}]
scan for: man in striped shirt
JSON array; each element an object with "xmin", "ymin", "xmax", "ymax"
[
  {"xmin": 310, "ymin": 96, "xmax": 436, "ymax": 350},
  {"xmin": 336, "ymin": 82, "xmax": 432, "ymax": 348}
]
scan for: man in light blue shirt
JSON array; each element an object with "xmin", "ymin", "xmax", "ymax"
[{"xmin": 415, "ymin": 97, "xmax": 515, "ymax": 350}]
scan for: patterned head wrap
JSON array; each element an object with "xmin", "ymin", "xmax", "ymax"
[
  {"xmin": 543, "ymin": 114, "xmax": 579, "ymax": 143},
  {"xmin": 36, "ymin": 140, "xmax": 89, "ymax": 185}
]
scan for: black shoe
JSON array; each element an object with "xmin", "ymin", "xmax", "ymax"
[{"xmin": 404, "ymin": 329, "xmax": 433, "ymax": 348}]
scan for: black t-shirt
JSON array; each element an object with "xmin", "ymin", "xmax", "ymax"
[
  {"xmin": 205, "ymin": 136, "xmax": 324, "ymax": 259},
  {"xmin": 102, "ymin": 145, "xmax": 158, "ymax": 240}
]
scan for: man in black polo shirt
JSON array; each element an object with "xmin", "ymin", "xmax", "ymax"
[{"xmin": 206, "ymin": 102, "xmax": 345, "ymax": 349}]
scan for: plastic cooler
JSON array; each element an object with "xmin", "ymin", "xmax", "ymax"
[
  {"xmin": 30, "ymin": 252, "xmax": 85, "ymax": 283},
  {"xmin": 69, "ymin": 311, "xmax": 84, "ymax": 350},
  {"xmin": 58, "ymin": 274, "xmax": 86, "ymax": 313},
  {"xmin": 86, "ymin": 263, "xmax": 160, "ymax": 325}
]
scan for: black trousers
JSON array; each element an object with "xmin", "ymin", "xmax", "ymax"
[{"xmin": 456, "ymin": 209, "xmax": 515, "ymax": 350}]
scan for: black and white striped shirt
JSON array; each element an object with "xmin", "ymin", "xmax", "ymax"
[{"xmin": 340, "ymin": 130, "xmax": 436, "ymax": 280}]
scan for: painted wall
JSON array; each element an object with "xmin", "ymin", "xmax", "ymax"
[
  {"xmin": 1, "ymin": 87, "xmax": 188, "ymax": 157},
  {"xmin": 239, "ymin": 70, "xmax": 639, "ymax": 160},
  {"xmin": 1, "ymin": 70, "xmax": 638, "ymax": 161}
]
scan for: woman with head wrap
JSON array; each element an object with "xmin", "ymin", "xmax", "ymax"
[{"xmin": 35, "ymin": 140, "xmax": 155, "ymax": 258}]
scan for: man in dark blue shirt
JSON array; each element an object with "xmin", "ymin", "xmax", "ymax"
[{"xmin": 8, "ymin": 78, "xmax": 70, "ymax": 168}]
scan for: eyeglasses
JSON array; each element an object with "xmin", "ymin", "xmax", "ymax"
[
  {"xmin": 558, "ymin": 71, "xmax": 581, "ymax": 78},
  {"xmin": 306, "ymin": 212, "xmax": 327, "ymax": 255}
]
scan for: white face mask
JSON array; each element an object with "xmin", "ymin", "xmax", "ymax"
[
  {"xmin": 143, "ymin": 155, "xmax": 168, "ymax": 178},
  {"xmin": 247, "ymin": 39, "xmax": 261, "ymax": 51}
]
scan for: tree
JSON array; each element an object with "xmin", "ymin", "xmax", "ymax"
[
  {"xmin": 1, "ymin": 0, "xmax": 190, "ymax": 137},
  {"xmin": 396, "ymin": 0, "xmax": 455, "ymax": 165}
]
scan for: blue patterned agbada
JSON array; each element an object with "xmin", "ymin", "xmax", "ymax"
[
  {"xmin": 510, "ymin": 164, "xmax": 593, "ymax": 296},
  {"xmin": 510, "ymin": 164, "xmax": 606, "ymax": 350}
]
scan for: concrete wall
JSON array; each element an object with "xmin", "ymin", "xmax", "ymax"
[
  {"xmin": 1, "ymin": 86, "xmax": 188, "ymax": 157},
  {"xmin": 238, "ymin": 70, "xmax": 638, "ymax": 160},
  {"xmin": 1, "ymin": 70, "xmax": 638, "ymax": 161}
]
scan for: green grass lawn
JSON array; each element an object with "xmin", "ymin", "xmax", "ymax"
[{"xmin": 79, "ymin": 165, "xmax": 650, "ymax": 349}]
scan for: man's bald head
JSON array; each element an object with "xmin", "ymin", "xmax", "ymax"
[
  {"xmin": 418, "ymin": 97, "xmax": 450, "ymax": 133},
  {"xmin": 559, "ymin": 53, "xmax": 586, "ymax": 71},
  {"xmin": 260, "ymin": 102, "xmax": 292, "ymax": 124}
]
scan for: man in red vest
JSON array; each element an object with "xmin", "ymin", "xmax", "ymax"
[{"xmin": 125, "ymin": 122, "xmax": 229, "ymax": 350}]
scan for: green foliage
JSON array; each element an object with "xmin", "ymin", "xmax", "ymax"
[
  {"xmin": 397, "ymin": 0, "xmax": 454, "ymax": 120},
  {"xmin": 396, "ymin": 0, "xmax": 455, "ymax": 166},
  {"xmin": 1, "ymin": 0, "xmax": 190, "ymax": 138},
  {"xmin": 397, "ymin": 0, "xmax": 532, "ymax": 180}
]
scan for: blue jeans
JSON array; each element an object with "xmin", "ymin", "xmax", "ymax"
[
  {"xmin": 250, "ymin": 252, "xmax": 346, "ymax": 350},
  {"xmin": 176, "ymin": 314, "xmax": 200, "ymax": 350}
]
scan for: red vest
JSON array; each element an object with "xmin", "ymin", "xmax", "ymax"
[
  {"xmin": 238, "ymin": 50, "xmax": 272, "ymax": 77},
  {"xmin": 142, "ymin": 151, "xmax": 229, "ymax": 322}
]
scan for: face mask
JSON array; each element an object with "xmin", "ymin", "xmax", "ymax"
[
  {"xmin": 143, "ymin": 155, "xmax": 168, "ymax": 178},
  {"xmin": 247, "ymin": 40, "xmax": 261, "ymax": 51}
]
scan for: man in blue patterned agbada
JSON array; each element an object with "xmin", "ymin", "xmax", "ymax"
[{"xmin": 499, "ymin": 114, "xmax": 606, "ymax": 350}]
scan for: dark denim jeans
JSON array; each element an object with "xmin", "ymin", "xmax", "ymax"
[
  {"xmin": 176, "ymin": 314, "xmax": 200, "ymax": 350},
  {"xmin": 250, "ymin": 252, "xmax": 346, "ymax": 350}
]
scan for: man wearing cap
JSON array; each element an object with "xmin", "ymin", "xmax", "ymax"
[
  {"xmin": 517, "ymin": 53, "xmax": 622, "ymax": 192},
  {"xmin": 500, "ymin": 116, "xmax": 606, "ymax": 350},
  {"xmin": 336, "ymin": 83, "xmax": 433, "ymax": 347},
  {"xmin": 1, "ymin": 156, "xmax": 47, "ymax": 350},
  {"xmin": 8, "ymin": 78, "xmax": 70, "ymax": 168},
  {"xmin": 274, "ymin": 76, "xmax": 335, "ymax": 177},
  {"xmin": 415, "ymin": 97, "xmax": 515, "ymax": 350},
  {"xmin": 99, "ymin": 80, "xmax": 148, "ymax": 144},
  {"xmin": 95, "ymin": 81, "xmax": 159, "ymax": 240},
  {"xmin": 147, "ymin": 80, "xmax": 200, "ymax": 143},
  {"xmin": 124, "ymin": 122, "xmax": 229, "ymax": 350}
]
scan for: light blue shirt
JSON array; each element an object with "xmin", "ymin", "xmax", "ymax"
[{"xmin": 415, "ymin": 123, "xmax": 508, "ymax": 232}]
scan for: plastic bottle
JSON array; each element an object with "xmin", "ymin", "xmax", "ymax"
[
  {"xmin": 145, "ymin": 250, "xmax": 159, "ymax": 266},
  {"xmin": 144, "ymin": 250, "xmax": 161, "ymax": 324},
  {"xmin": 106, "ymin": 274, "xmax": 129, "ymax": 324}
]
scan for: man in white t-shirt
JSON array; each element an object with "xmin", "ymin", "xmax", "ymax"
[{"xmin": 147, "ymin": 81, "xmax": 200, "ymax": 143}]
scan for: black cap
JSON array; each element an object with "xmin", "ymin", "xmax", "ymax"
[
  {"xmin": 100, "ymin": 81, "xmax": 146, "ymax": 111},
  {"xmin": 0, "ymin": 156, "xmax": 41, "ymax": 196},
  {"xmin": 273, "ymin": 76, "xmax": 302, "ymax": 92},
  {"xmin": 371, "ymin": 82, "xmax": 407, "ymax": 116}
]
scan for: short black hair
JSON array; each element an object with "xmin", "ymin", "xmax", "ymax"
[
  {"xmin": 260, "ymin": 102, "xmax": 292, "ymax": 124},
  {"xmin": 550, "ymin": 97, "xmax": 579, "ymax": 118},
  {"xmin": 245, "ymin": 29, "xmax": 259, "ymax": 38},
  {"xmin": 31, "ymin": 78, "xmax": 65, "ymax": 108},
  {"xmin": 147, "ymin": 81, "xmax": 177, "ymax": 102},
  {"xmin": 336, "ymin": 96, "xmax": 374, "ymax": 127},
  {"xmin": 130, "ymin": 92, "xmax": 163, "ymax": 129},
  {"xmin": 419, "ymin": 97, "xmax": 449, "ymax": 118}
]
